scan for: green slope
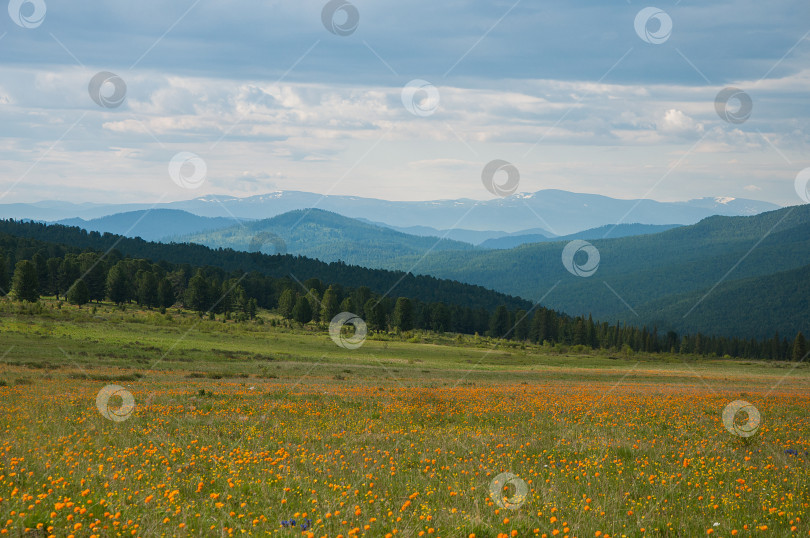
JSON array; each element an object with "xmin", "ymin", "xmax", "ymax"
[
  {"xmin": 637, "ymin": 263, "xmax": 810, "ymax": 339},
  {"xmin": 175, "ymin": 208, "xmax": 476, "ymax": 268},
  {"xmin": 386, "ymin": 205, "xmax": 810, "ymax": 337}
]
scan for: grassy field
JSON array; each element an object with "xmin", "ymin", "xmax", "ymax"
[{"xmin": 1, "ymin": 300, "xmax": 809, "ymax": 537}]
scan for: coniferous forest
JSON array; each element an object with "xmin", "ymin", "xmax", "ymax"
[{"xmin": 0, "ymin": 218, "xmax": 805, "ymax": 361}]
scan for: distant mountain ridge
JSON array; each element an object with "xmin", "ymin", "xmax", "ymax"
[
  {"xmin": 56, "ymin": 209, "xmax": 251, "ymax": 242},
  {"xmin": 360, "ymin": 220, "xmax": 555, "ymax": 245},
  {"xmin": 63, "ymin": 208, "xmax": 685, "ymax": 269},
  {"xmin": 0, "ymin": 189, "xmax": 780, "ymax": 236},
  {"xmin": 175, "ymin": 209, "xmax": 476, "ymax": 269},
  {"xmin": 478, "ymin": 223, "xmax": 681, "ymax": 249}
]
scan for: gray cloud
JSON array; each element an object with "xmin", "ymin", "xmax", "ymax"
[{"xmin": 0, "ymin": 1, "xmax": 808, "ymax": 206}]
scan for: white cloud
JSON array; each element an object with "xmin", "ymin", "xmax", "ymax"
[
  {"xmin": 659, "ymin": 109, "xmax": 704, "ymax": 135},
  {"xmin": 0, "ymin": 65, "xmax": 807, "ymax": 205}
]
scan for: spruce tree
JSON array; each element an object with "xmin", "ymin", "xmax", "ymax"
[
  {"xmin": 292, "ymin": 296, "xmax": 312, "ymax": 323},
  {"xmin": 185, "ymin": 271, "xmax": 210, "ymax": 313},
  {"xmin": 0, "ymin": 253, "xmax": 8, "ymax": 296},
  {"xmin": 339, "ymin": 296, "xmax": 355, "ymax": 314},
  {"xmin": 78, "ymin": 253, "xmax": 107, "ymax": 302},
  {"xmin": 58, "ymin": 258, "xmax": 80, "ymax": 299},
  {"xmin": 246, "ymin": 298, "xmax": 257, "ymax": 319},
  {"xmin": 157, "ymin": 277, "xmax": 176, "ymax": 308},
  {"xmin": 514, "ymin": 309, "xmax": 529, "ymax": 341},
  {"xmin": 320, "ymin": 286, "xmax": 340, "ymax": 324},
  {"xmin": 137, "ymin": 271, "xmax": 159, "ymax": 307},
  {"xmin": 307, "ymin": 288, "xmax": 321, "ymax": 322},
  {"xmin": 11, "ymin": 260, "xmax": 39, "ymax": 302},
  {"xmin": 430, "ymin": 302, "xmax": 450, "ymax": 333},
  {"xmin": 489, "ymin": 305, "xmax": 510, "ymax": 338},
  {"xmin": 106, "ymin": 263, "xmax": 132, "ymax": 305},
  {"xmin": 66, "ymin": 280, "xmax": 90, "ymax": 306},
  {"xmin": 393, "ymin": 297, "xmax": 414, "ymax": 331},
  {"xmin": 793, "ymin": 332, "xmax": 807, "ymax": 361},
  {"xmin": 277, "ymin": 289, "xmax": 295, "ymax": 319}
]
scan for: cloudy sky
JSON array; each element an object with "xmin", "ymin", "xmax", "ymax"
[{"xmin": 0, "ymin": 0, "xmax": 808, "ymax": 205}]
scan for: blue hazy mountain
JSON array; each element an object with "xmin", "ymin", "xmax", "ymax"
[
  {"xmin": 478, "ymin": 223, "xmax": 682, "ymax": 249},
  {"xmin": 56, "ymin": 209, "xmax": 251, "ymax": 242},
  {"xmin": 0, "ymin": 189, "xmax": 779, "ymax": 236},
  {"xmin": 175, "ymin": 208, "xmax": 477, "ymax": 268}
]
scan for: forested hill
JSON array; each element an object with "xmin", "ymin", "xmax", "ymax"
[
  {"xmin": 174, "ymin": 208, "xmax": 476, "ymax": 268},
  {"xmin": 1, "ymin": 218, "xmax": 805, "ymax": 360},
  {"xmin": 391, "ymin": 204, "xmax": 810, "ymax": 339},
  {"xmin": 0, "ymin": 219, "xmax": 532, "ymax": 313}
]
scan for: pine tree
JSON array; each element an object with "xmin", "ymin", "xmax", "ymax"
[
  {"xmin": 46, "ymin": 257, "xmax": 61, "ymax": 297},
  {"xmin": 0, "ymin": 253, "xmax": 8, "ymax": 296},
  {"xmin": 215, "ymin": 280, "xmax": 235, "ymax": 314},
  {"xmin": 58, "ymin": 258, "xmax": 80, "ymax": 299},
  {"xmin": 430, "ymin": 302, "xmax": 450, "ymax": 333},
  {"xmin": 307, "ymin": 288, "xmax": 321, "ymax": 322},
  {"xmin": 770, "ymin": 332, "xmax": 780, "ymax": 360},
  {"xmin": 233, "ymin": 285, "xmax": 248, "ymax": 314},
  {"xmin": 106, "ymin": 263, "xmax": 132, "ymax": 305},
  {"xmin": 137, "ymin": 271, "xmax": 159, "ymax": 307},
  {"xmin": 78, "ymin": 253, "xmax": 107, "ymax": 303},
  {"xmin": 339, "ymin": 296, "xmax": 355, "ymax": 314},
  {"xmin": 185, "ymin": 271, "xmax": 210, "ymax": 313},
  {"xmin": 514, "ymin": 309, "xmax": 530, "ymax": 341},
  {"xmin": 587, "ymin": 314, "xmax": 598, "ymax": 348},
  {"xmin": 392, "ymin": 297, "xmax": 414, "ymax": 331},
  {"xmin": 303, "ymin": 278, "xmax": 324, "ymax": 296},
  {"xmin": 364, "ymin": 299, "xmax": 387, "ymax": 332},
  {"xmin": 66, "ymin": 279, "xmax": 90, "ymax": 306},
  {"xmin": 489, "ymin": 305, "xmax": 510, "ymax": 338},
  {"xmin": 793, "ymin": 331, "xmax": 807, "ymax": 361},
  {"xmin": 694, "ymin": 333, "xmax": 704, "ymax": 355},
  {"xmin": 354, "ymin": 287, "xmax": 371, "ymax": 317},
  {"xmin": 11, "ymin": 260, "xmax": 39, "ymax": 302},
  {"xmin": 32, "ymin": 253, "xmax": 48, "ymax": 295},
  {"xmin": 157, "ymin": 278, "xmax": 176, "ymax": 308},
  {"xmin": 277, "ymin": 289, "xmax": 295, "ymax": 319},
  {"xmin": 320, "ymin": 286, "xmax": 340, "ymax": 324},
  {"xmin": 530, "ymin": 309, "xmax": 546, "ymax": 343},
  {"xmin": 292, "ymin": 296, "xmax": 312, "ymax": 323}
]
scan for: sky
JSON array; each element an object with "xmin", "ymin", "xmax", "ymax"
[{"xmin": 0, "ymin": 0, "xmax": 808, "ymax": 206}]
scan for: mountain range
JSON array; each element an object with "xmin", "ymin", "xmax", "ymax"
[
  {"xmin": 386, "ymin": 204, "xmax": 810, "ymax": 339},
  {"xmin": 2, "ymin": 189, "xmax": 802, "ymax": 340},
  {"xmin": 0, "ymin": 189, "xmax": 779, "ymax": 236},
  {"xmin": 174, "ymin": 209, "xmax": 477, "ymax": 267},
  {"xmin": 177, "ymin": 210, "xmax": 687, "ymax": 268},
  {"xmin": 57, "ymin": 208, "xmax": 684, "ymax": 270}
]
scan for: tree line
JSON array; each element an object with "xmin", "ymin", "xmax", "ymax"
[
  {"xmin": 0, "ymin": 224, "xmax": 806, "ymax": 361},
  {"xmin": 0, "ymin": 219, "xmax": 532, "ymax": 313}
]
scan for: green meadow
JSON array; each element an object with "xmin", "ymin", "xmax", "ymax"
[{"xmin": 1, "ymin": 300, "xmax": 808, "ymax": 537}]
